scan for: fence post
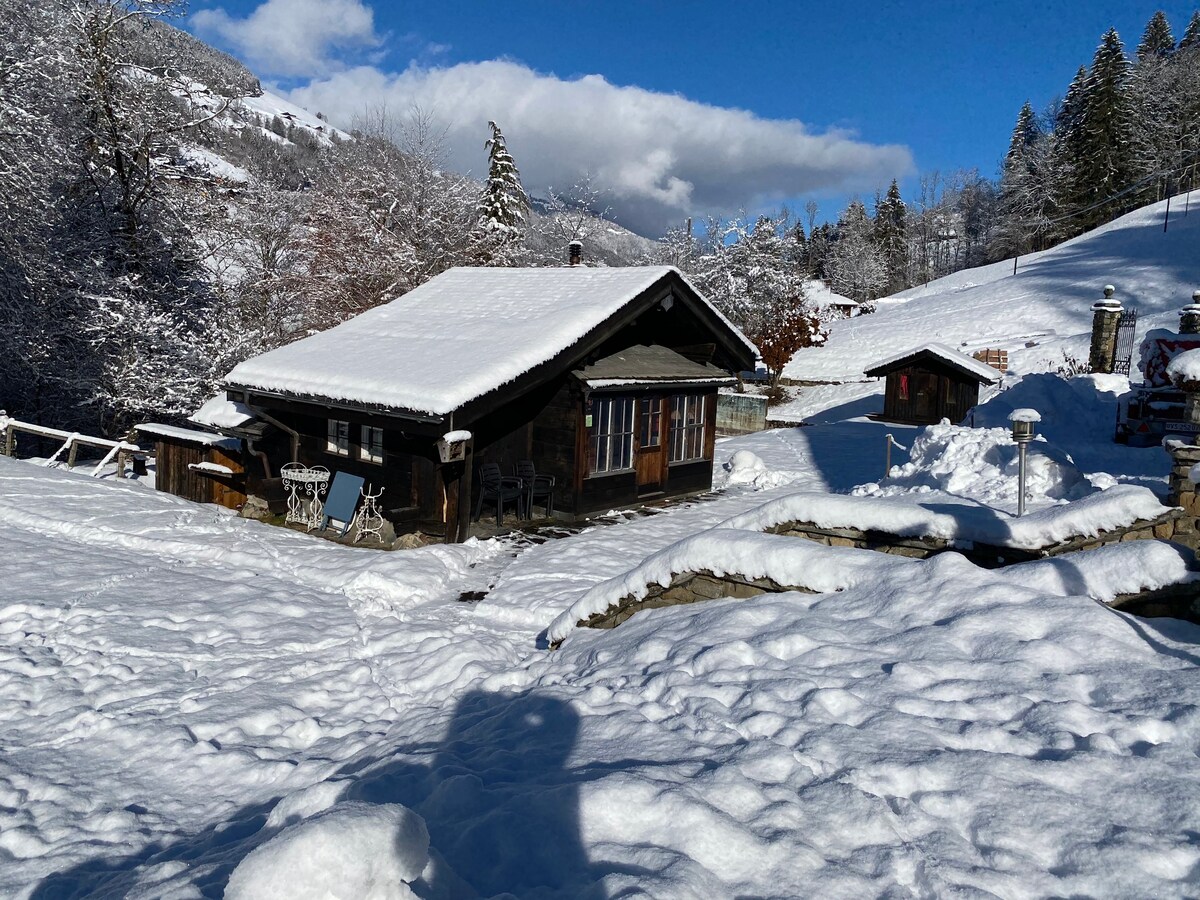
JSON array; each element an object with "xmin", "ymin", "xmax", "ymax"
[{"xmin": 885, "ymin": 434, "xmax": 892, "ymax": 479}]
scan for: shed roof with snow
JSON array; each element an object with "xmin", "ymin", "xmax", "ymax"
[
  {"xmin": 225, "ymin": 266, "xmax": 756, "ymax": 419},
  {"xmin": 864, "ymin": 343, "xmax": 1002, "ymax": 384},
  {"xmin": 577, "ymin": 344, "xmax": 736, "ymax": 389}
]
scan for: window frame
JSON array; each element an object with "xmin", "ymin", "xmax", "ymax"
[
  {"xmin": 587, "ymin": 394, "xmax": 637, "ymax": 476},
  {"xmin": 326, "ymin": 418, "xmax": 350, "ymax": 457},
  {"xmin": 668, "ymin": 394, "xmax": 708, "ymax": 464},
  {"xmin": 639, "ymin": 396, "xmax": 663, "ymax": 449},
  {"xmin": 359, "ymin": 424, "xmax": 384, "ymax": 464}
]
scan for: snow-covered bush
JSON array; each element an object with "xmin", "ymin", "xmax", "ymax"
[{"xmin": 854, "ymin": 420, "xmax": 1093, "ymax": 508}]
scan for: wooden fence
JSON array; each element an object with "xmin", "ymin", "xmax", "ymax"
[{"xmin": 0, "ymin": 415, "xmax": 141, "ymax": 478}]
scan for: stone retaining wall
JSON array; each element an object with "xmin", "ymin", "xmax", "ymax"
[
  {"xmin": 764, "ymin": 509, "xmax": 1185, "ymax": 568},
  {"xmin": 568, "ymin": 508, "xmax": 1191, "ymax": 637},
  {"xmin": 1167, "ymin": 441, "xmax": 1200, "ymax": 549},
  {"xmin": 577, "ymin": 570, "xmax": 806, "ymax": 631}
]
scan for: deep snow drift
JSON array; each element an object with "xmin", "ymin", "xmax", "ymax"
[{"xmin": 3, "ymin": 389, "xmax": 1199, "ymax": 897}]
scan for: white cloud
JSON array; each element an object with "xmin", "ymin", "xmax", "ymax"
[
  {"xmin": 288, "ymin": 61, "xmax": 914, "ymax": 236},
  {"xmin": 191, "ymin": 0, "xmax": 382, "ymax": 78}
]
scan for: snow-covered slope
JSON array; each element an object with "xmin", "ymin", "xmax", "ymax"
[
  {"xmin": 787, "ymin": 194, "xmax": 1200, "ymax": 382},
  {"xmin": 5, "ymin": 450, "xmax": 1200, "ymax": 898}
]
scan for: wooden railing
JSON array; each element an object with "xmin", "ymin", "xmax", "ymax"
[{"xmin": 0, "ymin": 415, "xmax": 142, "ymax": 478}]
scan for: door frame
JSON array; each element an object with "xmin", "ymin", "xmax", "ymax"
[{"xmin": 635, "ymin": 394, "xmax": 668, "ymax": 496}]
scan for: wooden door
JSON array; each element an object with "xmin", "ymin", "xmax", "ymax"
[
  {"xmin": 635, "ymin": 396, "xmax": 667, "ymax": 495},
  {"xmin": 912, "ymin": 372, "xmax": 938, "ymax": 422},
  {"xmin": 939, "ymin": 375, "xmax": 962, "ymax": 424}
]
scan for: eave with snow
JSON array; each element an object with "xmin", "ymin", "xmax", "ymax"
[
  {"xmin": 864, "ymin": 343, "xmax": 1001, "ymax": 425},
  {"xmin": 222, "ymin": 265, "xmax": 756, "ymax": 540}
]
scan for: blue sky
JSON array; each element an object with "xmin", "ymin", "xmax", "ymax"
[{"xmin": 189, "ymin": 0, "xmax": 1198, "ymax": 235}]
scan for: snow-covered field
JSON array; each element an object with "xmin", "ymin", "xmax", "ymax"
[
  {"xmin": 787, "ymin": 193, "xmax": 1200, "ymax": 383},
  {"xmin": 4, "ymin": 381, "xmax": 1200, "ymax": 898}
]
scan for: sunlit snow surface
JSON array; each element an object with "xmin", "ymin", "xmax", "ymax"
[
  {"xmin": 786, "ymin": 193, "xmax": 1200, "ymax": 383},
  {"xmin": 3, "ymin": 389, "xmax": 1200, "ymax": 897}
]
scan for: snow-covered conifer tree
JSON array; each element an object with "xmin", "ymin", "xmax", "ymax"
[
  {"xmin": 872, "ymin": 180, "xmax": 909, "ymax": 295},
  {"xmin": 1182, "ymin": 11, "xmax": 1200, "ymax": 50},
  {"xmin": 476, "ymin": 120, "xmax": 529, "ymax": 262},
  {"xmin": 1136, "ymin": 10, "xmax": 1175, "ymax": 60},
  {"xmin": 1070, "ymin": 29, "xmax": 1136, "ymax": 226}
]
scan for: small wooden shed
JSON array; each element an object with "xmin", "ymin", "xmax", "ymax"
[
  {"xmin": 135, "ymin": 423, "xmax": 247, "ymax": 509},
  {"xmin": 864, "ymin": 344, "xmax": 1001, "ymax": 425}
]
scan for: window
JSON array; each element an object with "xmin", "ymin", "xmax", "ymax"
[
  {"xmin": 898, "ymin": 374, "xmax": 909, "ymax": 401},
  {"xmin": 359, "ymin": 425, "xmax": 384, "ymax": 464},
  {"xmin": 588, "ymin": 395, "xmax": 636, "ymax": 475},
  {"xmin": 669, "ymin": 394, "xmax": 707, "ymax": 463},
  {"xmin": 326, "ymin": 419, "xmax": 350, "ymax": 456},
  {"xmin": 640, "ymin": 397, "xmax": 662, "ymax": 448}
]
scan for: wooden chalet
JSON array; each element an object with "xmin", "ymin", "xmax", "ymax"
[
  {"xmin": 864, "ymin": 343, "xmax": 1001, "ymax": 425},
  {"xmin": 220, "ymin": 266, "xmax": 757, "ymax": 541}
]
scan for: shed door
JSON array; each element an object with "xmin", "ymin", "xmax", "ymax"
[
  {"xmin": 940, "ymin": 375, "xmax": 963, "ymax": 423},
  {"xmin": 636, "ymin": 396, "xmax": 667, "ymax": 495},
  {"xmin": 913, "ymin": 372, "xmax": 938, "ymax": 421}
]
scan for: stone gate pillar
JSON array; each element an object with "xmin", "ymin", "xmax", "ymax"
[
  {"xmin": 1167, "ymin": 343, "xmax": 1200, "ymax": 549},
  {"xmin": 1180, "ymin": 290, "xmax": 1200, "ymax": 334},
  {"xmin": 1088, "ymin": 285, "xmax": 1122, "ymax": 374}
]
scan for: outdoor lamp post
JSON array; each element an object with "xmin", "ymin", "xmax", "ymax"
[{"xmin": 1008, "ymin": 408, "xmax": 1041, "ymax": 516}]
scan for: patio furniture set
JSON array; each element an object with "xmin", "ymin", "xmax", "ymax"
[
  {"xmin": 474, "ymin": 461, "xmax": 555, "ymax": 526},
  {"xmin": 280, "ymin": 463, "xmax": 385, "ymax": 543}
]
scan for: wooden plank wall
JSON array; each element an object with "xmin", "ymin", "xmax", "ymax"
[
  {"xmin": 883, "ymin": 362, "xmax": 981, "ymax": 425},
  {"xmin": 155, "ymin": 439, "xmax": 247, "ymax": 509},
  {"xmin": 530, "ymin": 380, "xmax": 580, "ymax": 512}
]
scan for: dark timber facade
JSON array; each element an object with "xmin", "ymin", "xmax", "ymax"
[
  {"xmin": 225, "ymin": 269, "xmax": 755, "ymax": 541},
  {"xmin": 865, "ymin": 347, "xmax": 1000, "ymax": 425}
]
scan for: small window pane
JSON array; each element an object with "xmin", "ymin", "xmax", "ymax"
[
  {"xmin": 326, "ymin": 419, "xmax": 350, "ymax": 456},
  {"xmin": 588, "ymin": 395, "xmax": 636, "ymax": 475},
  {"xmin": 640, "ymin": 397, "xmax": 661, "ymax": 448},
  {"xmin": 668, "ymin": 395, "xmax": 707, "ymax": 463},
  {"xmin": 359, "ymin": 425, "xmax": 383, "ymax": 464}
]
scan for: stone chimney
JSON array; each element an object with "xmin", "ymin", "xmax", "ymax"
[
  {"xmin": 1180, "ymin": 290, "xmax": 1200, "ymax": 334},
  {"xmin": 568, "ymin": 240, "xmax": 583, "ymax": 267},
  {"xmin": 1087, "ymin": 284, "xmax": 1122, "ymax": 374}
]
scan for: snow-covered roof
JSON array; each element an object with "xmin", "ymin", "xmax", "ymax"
[
  {"xmin": 226, "ymin": 266, "xmax": 755, "ymax": 418},
  {"xmin": 136, "ymin": 423, "xmax": 239, "ymax": 449},
  {"xmin": 187, "ymin": 461, "xmax": 235, "ymax": 476},
  {"xmin": 189, "ymin": 394, "xmax": 257, "ymax": 430},
  {"xmin": 864, "ymin": 343, "xmax": 1002, "ymax": 384}
]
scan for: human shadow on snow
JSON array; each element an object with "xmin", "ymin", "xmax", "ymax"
[{"xmin": 31, "ymin": 689, "xmax": 633, "ymax": 899}]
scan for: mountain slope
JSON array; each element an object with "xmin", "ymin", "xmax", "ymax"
[{"xmin": 786, "ymin": 195, "xmax": 1200, "ymax": 382}]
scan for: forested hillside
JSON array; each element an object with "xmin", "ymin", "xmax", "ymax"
[
  {"xmin": 0, "ymin": 1, "xmax": 655, "ymax": 438},
  {"xmin": 3, "ymin": 3, "xmax": 1197, "ymax": 438}
]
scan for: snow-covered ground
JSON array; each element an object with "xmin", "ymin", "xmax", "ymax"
[
  {"xmin": 787, "ymin": 193, "xmax": 1200, "ymax": 383},
  {"xmin": 3, "ymin": 378, "xmax": 1199, "ymax": 897}
]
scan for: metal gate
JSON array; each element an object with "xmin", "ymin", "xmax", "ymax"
[{"xmin": 1113, "ymin": 308, "xmax": 1138, "ymax": 376}]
